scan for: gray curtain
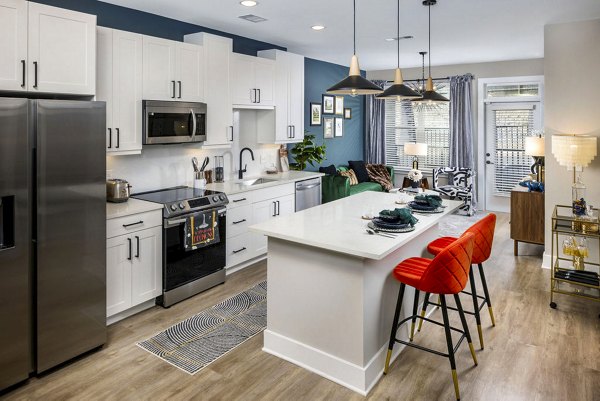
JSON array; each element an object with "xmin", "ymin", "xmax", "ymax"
[
  {"xmin": 364, "ymin": 80, "xmax": 386, "ymax": 164},
  {"xmin": 449, "ymin": 73, "xmax": 476, "ymax": 206}
]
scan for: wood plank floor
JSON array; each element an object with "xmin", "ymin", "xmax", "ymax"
[{"xmin": 3, "ymin": 213, "xmax": 600, "ymax": 401}]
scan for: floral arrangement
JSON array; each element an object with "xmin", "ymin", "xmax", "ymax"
[{"xmin": 407, "ymin": 169, "xmax": 423, "ymax": 182}]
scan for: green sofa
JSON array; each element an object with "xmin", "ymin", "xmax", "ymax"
[{"xmin": 321, "ymin": 165, "xmax": 395, "ymax": 203}]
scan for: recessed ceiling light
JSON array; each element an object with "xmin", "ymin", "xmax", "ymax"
[
  {"xmin": 311, "ymin": 25, "xmax": 326, "ymax": 31},
  {"xmin": 240, "ymin": 0, "xmax": 258, "ymax": 6},
  {"xmin": 385, "ymin": 35, "xmax": 414, "ymax": 42}
]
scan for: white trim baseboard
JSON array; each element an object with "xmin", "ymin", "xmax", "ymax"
[
  {"xmin": 107, "ymin": 299, "xmax": 156, "ymax": 326},
  {"xmin": 225, "ymin": 254, "xmax": 266, "ymax": 276},
  {"xmin": 542, "ymin": 252, "xmax": 552, "ymax": 269}
]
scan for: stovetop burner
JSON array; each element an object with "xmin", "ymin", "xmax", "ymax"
[{"xmin": 131, "ymin": 186, "xmax": 229, "ymax": 218}]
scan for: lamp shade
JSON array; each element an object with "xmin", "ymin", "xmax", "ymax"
[
  {"xmin": 524, "ymin": 136, "xmax": 545, "ymax": 156},
  {"xmin": 327, "ymin": 55, "xmax": 384, "ymax": 96},
  {"xmin": 403, "ymin": 142, "xmax": 428, "ymax": 156},
  {"xmin": 551, "ymin": 134, "xmax": 597, "ymax": 169}
]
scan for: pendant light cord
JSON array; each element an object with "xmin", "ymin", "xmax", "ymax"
[
  {"xmin": 396, "ymin": 0, "xmax": 400, "ymax": 68},
  {"xmin": 428, "ymin": 1, "xmax": 431, "ymax": 77},
  {"xmin": 353, "ymin": 0, "xmax": 356, "ymax": 55}
]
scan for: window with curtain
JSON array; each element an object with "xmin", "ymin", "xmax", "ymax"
[{"xmin": 384, "ymin": 82, "xmax": 450, "ymax": 172}]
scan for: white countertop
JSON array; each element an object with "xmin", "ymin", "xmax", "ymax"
[
  {"xmin": 106, "ymin": 198, "xmax": 163, "ymax": 220},
  {"xmin": 205, "ymin": 171, "xmax": 324, "ymax": 195},
  {"xmin": 250, "ymin": 191, "xmax": 462, "ymax": 260}
]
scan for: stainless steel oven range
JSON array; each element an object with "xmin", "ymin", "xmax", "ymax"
[{"xmin": 131, "ymin": 186, "xmax": 228, "ymax": 307}]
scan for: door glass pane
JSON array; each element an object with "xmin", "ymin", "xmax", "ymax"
[
  {"xmin": 493, "ymin": 108, "xmax": 534, "ymax": 195},
  {"xmin": 486, "ymin": 84, "xmax": 539, "ymax": 98}
]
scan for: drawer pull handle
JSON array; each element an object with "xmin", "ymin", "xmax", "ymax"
[
  {"xmin": 232, "ymin": 219, "xmax": 246, "ymax": 225},
  {"xmin": 232, "ymin": 198, "xmax": 247, "ymax": 203},
  {"xmin": 123, "ymin": 221, "xmax": 144, "ymax": 228},
  {"xmin": 232, "ymin": 247, "xmax": 247, "ymax": 254}
]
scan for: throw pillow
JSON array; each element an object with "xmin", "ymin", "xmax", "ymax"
[
  {"xmin": 348, "ymin": 160, "xmax": 370, "ymax": 183},
  {"xmin": 318, "ymin": 164, "xmax": 338, "ymax": 176},
  {"xmin": 339, "ymin": 169, "xmax": 358, "ymax": 186}
]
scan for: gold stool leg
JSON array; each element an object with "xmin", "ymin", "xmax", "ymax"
[
  {"xmin": 452, "ymin": 369, "xmax": 460, "ymax": 401},
  {"xmin": 384, "ymin": 349, "xmax": 392, "ymax": 375},
  {"xmin": 488, "ymin": 307, "xmax": 496, "ymax": 327},
  {"xmin": 477, "ymin": 324, "xmax": 484, "ymax": 350}
]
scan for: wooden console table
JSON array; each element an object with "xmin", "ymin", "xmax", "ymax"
[{"xmin": 510, "ymin": 186, "xmax": 545, "ymax": 255}]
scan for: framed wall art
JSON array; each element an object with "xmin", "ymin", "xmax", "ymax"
[
  {"xmin": 335, "ymin": 117, "xmax": 344, "ymax": 137},
  {"xmin": 335, "ymin": 96, "xmax": 344, "ymax": 115},
  {"xmin": 310, "ymin": 103, "xmax": 322, "ymax": 126},
  {"xmin": 322, "ymin": 95, "xmax": 335, "ymax": 115},
  {"xmin": 344, "ymin": 108, "xmax": 352, "ymax": 119},
  {"xmin": 323, "ymin": 117, "xmax": 334, "ymax": 138}
]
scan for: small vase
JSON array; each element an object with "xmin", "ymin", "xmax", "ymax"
[{"xmin": 411, "ymin": 180, "xmax": 419, "ymax": 189}]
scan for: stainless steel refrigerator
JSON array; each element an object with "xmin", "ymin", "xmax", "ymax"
[{"xmin": 0, "ymin": 98, "xmax": 106, "ymax": 391}]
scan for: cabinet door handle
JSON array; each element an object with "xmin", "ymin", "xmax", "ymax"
[
  {"xmin": 232, "ymin": 219, "xmax": 247, "ymax": 225},
  {"xmin": 272, "ymin": 201, "xmax": 277, "ymax": 217},
  {"xmin": 21, "ymin": 60, "xmax": 26, "ymax": 87},
  {"xmin": 178, "ymin": 81, "xmax": 182, "ymax": 99},
  {"xmin": 232, "ymin": 247, "xmax": 246, "ymax": 254},
  {"xmin": 116, "ymin": 128, "xmax": 120, "ymax": 149},
  {"xmin": 228, "ymin": 126, "xmax": 234, "ymax": 141},
  {"xmin": 257, "ymin": 88, "xmax": 261, "ymax": 104},
  {"xmin": 251, "ymin": 89, "xmax": 256, "ymax": 103},
  {"xmin": 276, "ymin": 200, "xmax": 280, "ymax": 216},
  {"xmin": 107, "ymin": 128, "xmax": 112, "ymax": 149},
  {"xmin": 127, "ymin": 238, "xmax": 132, "ymax": 260},
  {"xmin": 123, "ymin": 220, "xmax": 144, "ymax": 228},
  {"xmin": 171, "ymin": 80, "xmax": 176, "ymax": 98},
  {"xmin": 135, "ymin": 236, "xmax": 140, "ymax": 258},
  {"xmin": 33, "ymin": 61, "xmax": 38, "ymax": 88},
  {"xmin": 232, "ymin": 198, "xmax": 247, "ymax": 203}
]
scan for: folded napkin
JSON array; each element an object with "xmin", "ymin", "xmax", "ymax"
[
  {"xmin": 414, "ymin": 194, "xmax": 443, "ymax": 208},
  {"xmin": 379, "ymin": 208, "xmax": 419, "ymax": 227}
]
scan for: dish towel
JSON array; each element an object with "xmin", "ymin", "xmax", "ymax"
[
  {"xmin": 366, "ymin": 164, "xmax": 393, "ymax": 191},
  {"xmin": 379, "ymin": 208, "xmax": 419, "ymax": 227},
  {"xmin": 184, "ymin": 210, "xmax": 220, "ymax": 250},
  {"xmin": 414, "ymin": 194, "xmax": 443, "ymax": 208}
]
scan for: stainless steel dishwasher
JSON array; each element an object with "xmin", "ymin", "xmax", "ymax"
[{"xmin": 295, "ymin": 177, "xmax": 322, "ymax": 211}]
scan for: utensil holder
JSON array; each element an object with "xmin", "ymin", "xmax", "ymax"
[{"xmin": 194, "ymin": 172, "xmax": 206, "ymax": 189}]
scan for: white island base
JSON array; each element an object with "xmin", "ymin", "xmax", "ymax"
[{"xmin": 252, "ymin": 192, "xmax": 462, "ymax": 395}]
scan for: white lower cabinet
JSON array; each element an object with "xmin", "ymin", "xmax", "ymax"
[
  {"xmin": 106, "ymin": 212, "xmax": 162, "ymax": 323},
  {"xmin": 225, "ymin": 184, "xmax": 295, "ymax": 269}
]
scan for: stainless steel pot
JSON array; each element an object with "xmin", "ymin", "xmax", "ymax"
[{"xmin": 106, "ymin": 179, "xmax": 131, "ymax": 203}]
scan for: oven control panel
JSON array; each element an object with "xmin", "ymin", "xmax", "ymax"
[{"xmin": 164, "ymin": 193, "xmax": 229, "ymax": 218}]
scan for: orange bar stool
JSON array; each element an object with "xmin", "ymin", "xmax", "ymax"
[
  {"xmin": 384, "ymin": 233, "xmax": 477, "ymax": 401},
  {"xmin": 418, "ymin": 213, "xmax": 497, "ymax": 349}
]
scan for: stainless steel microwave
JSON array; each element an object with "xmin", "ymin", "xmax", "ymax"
[{"xmin": 143, "ymin": 100, "xmax": 206, "ymax": 145}]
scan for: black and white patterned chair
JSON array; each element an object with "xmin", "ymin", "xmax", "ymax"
[{"xmin": 432, "ymin": 167, "xmax": 475, "ymax": 216}]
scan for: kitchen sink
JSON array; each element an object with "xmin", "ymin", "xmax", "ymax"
[{"xmin": 241, "ymin": 178, "xmax": 277, "ymax": 186}]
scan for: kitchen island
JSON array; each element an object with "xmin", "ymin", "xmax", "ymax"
[{"xmin": 250, "ymin": 191, "xmax": 462, "ymax": 395}]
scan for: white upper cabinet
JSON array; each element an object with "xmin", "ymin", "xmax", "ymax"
[
  {"xmin": 230, "ymin": 53, "xmax": 274, "ymax": 108},
  {"xmin": 257, "ymin": 50, "xmax": 305, "ymax": 143},
  {"xmin": 97, "ymin": 27, "xmax": 143, "ymax": 155},
  {"xmin": 28, "ymin": 2, "xmax": 96, "ymax": 95},
  {"xmin": 185, "ymin": 32, "xmax": 233, "ymax": 147},
  {"xmin": 0, "ymin": 0, "xmax": 27, "ymax": 91},
  {"xmin": 177, "ymin": 42, "xmax": 204, "ymax": 102},
  {"xmin": 0, "ymin": 0, "xmax": 96, "ymax": 95},
  {"xmin": 143, "ymin": 35, "xmax": 204, "ymax": 102},
  {"xmin": 142, "ymin": 36, "xmax": 176, "ymax": 101}
]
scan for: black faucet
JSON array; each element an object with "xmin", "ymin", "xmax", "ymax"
[{"xmin": 239, "ymin": 147, "xmax": 255, "ymax": 179}]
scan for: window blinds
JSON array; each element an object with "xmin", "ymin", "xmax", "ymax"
[
  {"xmin": 384, "ymin": 83, "xmax": 450, "ymax": 172},
  {"xmin": 492, "ymin": 108, "xmax": 534, "ymax": 195}
]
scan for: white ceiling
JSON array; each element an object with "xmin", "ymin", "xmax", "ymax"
[{"xmin": 99, "ymin": 0, "xmax": 600, "ymax": 70}]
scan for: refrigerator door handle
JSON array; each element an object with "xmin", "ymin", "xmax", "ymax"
[
  {"xmin": 21, "ymin": 60, "xmax": 26, "ymax": 88},
  {"xmin": 127, "ymin": 238, "xmax": 132, "ymax": 260}
]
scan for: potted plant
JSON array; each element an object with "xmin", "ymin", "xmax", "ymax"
[
  {"xmin": 289, "ymin": 134, "xmax": 327, "ymax": 171},
  {"xmin": 407, "ymin": 169, "xmax": 423, "ymax": 188}
]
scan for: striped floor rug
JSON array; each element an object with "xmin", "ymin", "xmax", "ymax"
[{"xmin": 137, "ymin": 281, "xmax": 267, "ymax": 375}]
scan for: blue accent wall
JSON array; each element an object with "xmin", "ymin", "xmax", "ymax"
[
  {"xmin": 30, "ymin": 0, "xmax": 286, "ymax": 55},
  {"xmin": 297, "ymin": 57, "xmax": 365, "ymax": 171}
]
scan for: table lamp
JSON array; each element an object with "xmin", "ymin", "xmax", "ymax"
[
  {"xmin": 402, "ymin": 142, "xmax": 428, "ymax": 170},
  {"xmin": 551, "ymin": 134, "xmax": 598, "ymax": 216},
  {"xmin": 524, "ymin": 135, "xmax": 545, "ymax": 183}
]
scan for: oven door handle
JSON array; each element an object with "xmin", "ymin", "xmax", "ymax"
[{"xmin": 164, "ymin": 209, "xmax": 226, "ymax": 228}]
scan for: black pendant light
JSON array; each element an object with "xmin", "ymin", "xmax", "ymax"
[
  {"xmin": 376, "ymin": 0, "xmax": 421, "ymax": 100},
  {"xmin": 327, "ymin": 0, "xmax": 383, "ymax": 96},
  {"xmin": 413, "ymin": 0, "xmax": 449, "ymax": 103}
]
